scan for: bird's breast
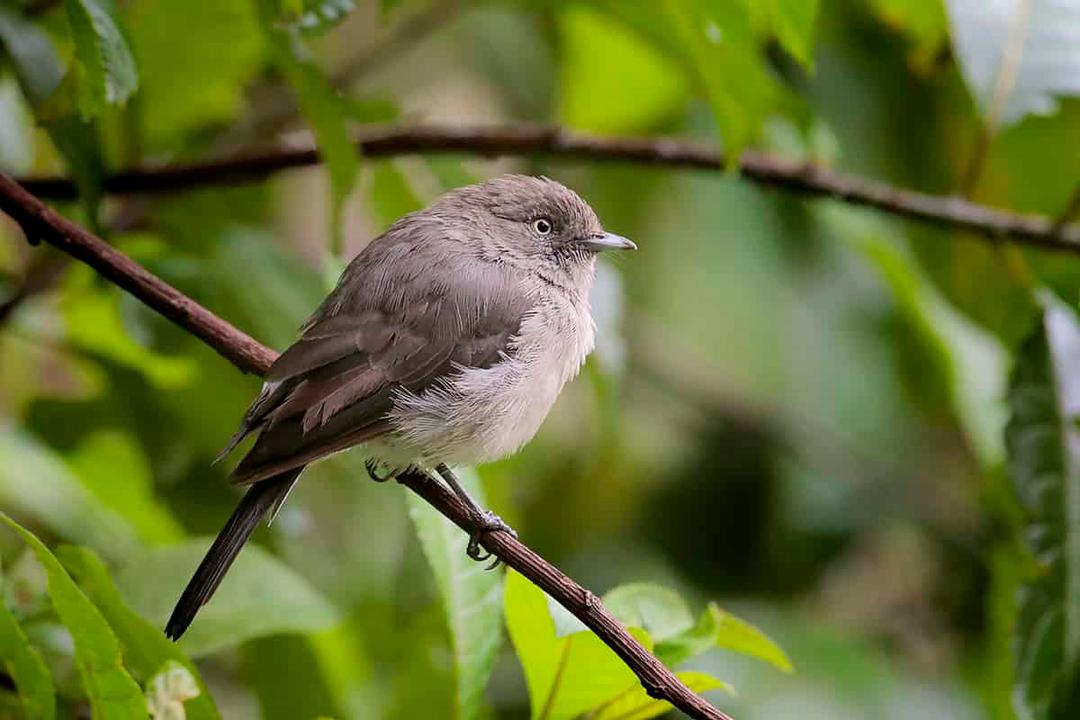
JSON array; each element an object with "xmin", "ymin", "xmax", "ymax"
[{"xmin": 386, "ymin": 293, "xmax": 595, "ymax": 466}]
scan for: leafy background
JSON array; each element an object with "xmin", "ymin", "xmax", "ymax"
[{"xmin": 0, "ymin": 0, "xmax": 1079, "ymax": 718}]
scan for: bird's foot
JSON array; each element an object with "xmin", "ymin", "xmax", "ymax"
[
  {"xmin": 365, "ymin": 458, "xmax": 397, "ymax": 483},
  {"xmin": 467, "ymin": 510, "xmax": 517, "ymax": 570}
]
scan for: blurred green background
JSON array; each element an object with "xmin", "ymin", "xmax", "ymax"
[{"xmin": 1, "ymin": 0, "xmax": 1080, "ymax": 718}]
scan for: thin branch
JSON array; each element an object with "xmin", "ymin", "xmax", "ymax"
[
  {"xmin": 0, "ymin": 171, "xmax": 732, "ymax": 720},
  {"xmin": 18, "ymin": 124, "xmax": 1080, "ymax": 254},
  {"xmin": 0, "ymin": 197, "xmax": 153, "ymax": 326}
]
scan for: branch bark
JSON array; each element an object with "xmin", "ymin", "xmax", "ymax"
[
  {"xmin": 0, "ymin": 171, "xmax": 732, "ymax": 720},
  {"xmin": 17, "ymin": 123, "xmax": 1080, "ymax": 254}
]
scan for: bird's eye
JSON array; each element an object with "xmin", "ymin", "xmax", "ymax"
[{"xmin": 532, "ymin": 218, "xmax": 553, "ymax": 236}]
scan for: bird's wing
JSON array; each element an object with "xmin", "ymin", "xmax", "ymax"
[{"xmin": 223, "ymin": 228, "xmax": 531, "ymax": 485}]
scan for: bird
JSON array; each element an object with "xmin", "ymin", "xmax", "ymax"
[{"xmin": 165, "ymin": 174, "xmax": 635, "ymax": 640}]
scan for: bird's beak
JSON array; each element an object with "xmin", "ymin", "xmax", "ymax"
[{"xmin": 579, "ymin": 232, "xmax": 637, "ymax": 253}]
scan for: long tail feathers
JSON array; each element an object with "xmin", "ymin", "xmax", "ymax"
[{"xmin": 165, "ymin": 469, "xmax": 302, "ymax": 640}]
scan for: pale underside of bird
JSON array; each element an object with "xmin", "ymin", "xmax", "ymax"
[{"xmin": 165, "ymin": 174, "xmax": 635, "ymax": 640}]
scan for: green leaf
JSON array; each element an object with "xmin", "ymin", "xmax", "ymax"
[
  {"xmin": 572, "ymin": 0, "xmax": 778, "ymax": 157},
  {"xmin": 68, "ymin": 432, "xmax": 185, "ymax": 546},
  {"xmin": 283, "ymin": 54, "xmax": 358, "ymax": 253},
  {"xmin": 946, "ymin": 0, "xmax": 1080, "ymax": 129},
  {"xmin": 126, "ymin": 0, "xmax": 263, "ymax": 150},
  {"xmin": 866, "ymin": 0, "xmax": 948, "ymax": 71},
  {"xmin": 0, "ymin": 593, "xmax": 56, "ymax": 720},
  {"xmin": 0, "ymin": 7, "xmax": 64, "ymax": 106},
  {"xmin": 659, "ymin": 0, "xmax": 779, "ymax": 159},
  {"xmin": 407, "ymin": 469, "xmax": 503, "ymax": 720},
  {"xmin": 64, "ymin": 0, "xmax": 138, "ymax": 117},
  {"xmin": 767, "ymin": 0, "xmax": 818, "ymax": 68},
  {"xmin": 241, "ymin": 634, "xmax": 342, "ymax": 720},
  {"xmin": 369, "ymin": 160, "xmax": 424, "ymax": 232},
  {"xmin": 56, "ymin": 546, "xmax": 220, "ymax": 720},
  {"xmin": 504, "ymin": 569, "xmax": 648, "ymax": 720},
  {"xmin": 1006, "ymin": 289, "xmax": 1080, "ymax": 719},
  {"xmin": 819, "ymin": 204, "xmax": 1008, "ymax": 470},
  {"xmin": 0, "ymin": 513, "xmax": 146, "ymax": 719},
  {"xmin": 259, "ymin": 1, "xmax": 359, "ymax": 255},
  {"xmin": 602, "ymin": 584, "xmax": 694, "ymax": 643},
  {"xmin": 114, "ymin": 540, "xmax": 341, "ymax": 657},
  {"xmin": 656, "ymin": 602, "xmax": 792, "ymax": 673},
  {"xmin": 558, "ymin": 4, "xmax": 691, "ymax": 134},
  {"xmin": 61, "ymin": 272, "xmax": 197, "ymax": 389},
  {"xmin": 710, "ymin": 605, "xmax": 793, "ymax": 672},
  {"xmin": 0, "ymin": 7, "xmax": 104, "ymax": 225},
  {"xmin": 0, "ymin": 429, "xmax": 140, "ymax": 560},
  {"xmin": 593, "ymin": 671, "xmax": 729, "ymax": 720}
]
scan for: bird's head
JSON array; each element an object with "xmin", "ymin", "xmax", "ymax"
[{"xmin": 437, "ymin": 174, "xmax": 635, "ymax": 282}]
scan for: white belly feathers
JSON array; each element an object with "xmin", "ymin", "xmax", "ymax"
[{"xmin": 383, "ymin": 291, "xmax": 595, "ymax": 467}]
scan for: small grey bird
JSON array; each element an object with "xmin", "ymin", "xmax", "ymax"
[{"xmin": 165, "ymin": 174, "xmax": 634, "ymax": 640}]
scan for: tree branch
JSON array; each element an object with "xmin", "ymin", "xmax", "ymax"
[
  {"xmin": 17, "ymin": 123, "xmax": 1080, "ymax": 254},
  {"xmin": 0, "ymin": 171, "xmax": 732, "ymax": 720}
]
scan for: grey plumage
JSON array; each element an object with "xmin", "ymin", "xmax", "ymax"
[{"xmin": 166, "ymin": 175, "xmax": 634, "ymax": 640}]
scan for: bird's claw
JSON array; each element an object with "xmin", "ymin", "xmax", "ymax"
[
  {"xmin": 365, "ymin": 458, "xmax": 394, "ymax": 482},
  {"xmin": 466, "ymin": 510, "xmax": 517, "ymax": 570}
]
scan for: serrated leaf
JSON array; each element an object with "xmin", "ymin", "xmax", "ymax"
[
  {"xmin": 0, "ymin": 430, "xmax": 140, "ymax": 560},
  {"xmin": 57, "ymin": 546, "xmax": 220, "ymax": 720},
  {"xmin": 504, "ymin": 569, "xmax": 650, "ymax": 720},
  {"xmin": 602, "ymin": 584, "xmax": 694, "ymax": 643},
  {"xmin": 946, "ymin": 0, "xmax": 1080, "ymax": 129},
  {"xmin": 0, "ymin": 593, "xmax": 55, "ymax": 720},
  {"xmin": 0, "ymin": 513, "xmax": 146, "ymax": 719},
  {"xmin": 1005, "ymin": 289, "xmax": 1080, "ymax": 719},
  {"xmin": 768, "ymin": 0, "xmax": 818, "ymax": 67},
  {"xmin": 407, "ymin": 469, "xmax": 503, "ymax": 720},
  {"xmin": 593, "ymin": 671, "xmax": 730, "ymax": 720},
  {"xmin": 114, "ymin": 540, "xmax": 341, "ymax": 657},
  {"xmin": 64, "ymin": 0, "xmax": 138, "ymax": 117}
]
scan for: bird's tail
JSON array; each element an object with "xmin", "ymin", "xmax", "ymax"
[{"xmin": 165, "ymin": 469, "xmax": 302, "ymax": 640}]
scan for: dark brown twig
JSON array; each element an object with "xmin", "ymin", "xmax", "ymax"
[
  {"xmin": 0, "ymin": 171, "xmax": 731, "ymax": 720},
  {"xmin": 17, "ymin": 124, "xmax": 1080, "ymax": 254}
]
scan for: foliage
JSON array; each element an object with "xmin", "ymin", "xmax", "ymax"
[
  {"xmin": 945, "ymin": 0, "xmax": 1080, "ymax": 129},
  {"xmin": 1005, "ymin": 292, "xmax": 1080, "ymax": 720},
  {"xmin": 406, "ymin": 470, "xmax": 503, "ymax": 720},
  {"xmin": 0, "ymin": 0, "xmax": 1079, "ymax": 718}
]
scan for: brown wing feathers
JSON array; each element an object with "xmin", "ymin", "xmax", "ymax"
[{"xmin": 221, "ymin": 249, "xmax": 531, "ymax": 486}]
